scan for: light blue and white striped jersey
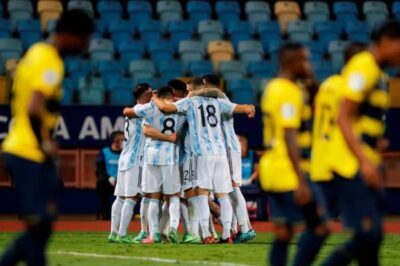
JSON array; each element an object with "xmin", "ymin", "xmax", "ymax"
[
  {"xmin": 221, "ymin": 95, "xmax": 241, "ymax": 153},
  {"xmin": 118, "ymin": 108, "xmax": 146, "ymax": 171},
  {"xmin": 179, "ymin": 124, "xmax": 191, "ymax": 164},
  {"xmin": 175, "ymin": 96, "xmax": 236, "ymax": 156},
  {"xmin": 134, "ymin": 102, "xmax": 186, "ymax": 166}
]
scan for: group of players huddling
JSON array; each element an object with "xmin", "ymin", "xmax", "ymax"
[{"xmin": 108, "ymin": 76, "xmax": 256, "ymax": 245}]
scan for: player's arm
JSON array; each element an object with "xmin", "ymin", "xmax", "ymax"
[
  {"xmin": 123, "ymin": 107, "xmax": 138, "ymax": 118},
  {"xmin": 151, "ymin": 95, "xmax": 178, "ymax": 113},
  {"xmin": 188, "ymin": 88, "xmax": 225, "ymax": 98},
  {"xmin": 142, "ymin": 125, "xmax": 178, "ymax": 143},
  {"xmin": 233, "ymin": 104, "xmax": 256, "ymax": 118},
  {"xmin": 338, "ymin": 99, "xmax": 381, "ymax": 189}
]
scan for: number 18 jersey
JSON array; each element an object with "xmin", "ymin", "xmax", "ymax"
[{"xmin": 174, "ymin": 96, "xmax": 236, "ymax": 156}]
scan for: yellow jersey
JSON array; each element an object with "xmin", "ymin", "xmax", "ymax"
[
  {"xmin": 259, "ymin": 78, "xmax": 311, "ymax": 192},
  {"xmin": 2, "ymin": 43, "xmax": 64, "ymax": 163},
  {"xmin": 329, "ymin": 51, "xmax": 389, "ymax": 178},
  {"xmin": 310, "ymin": 75, "xmax": 343, "ymax": 182}
]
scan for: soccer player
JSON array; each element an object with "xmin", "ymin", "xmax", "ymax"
[
  {"xmin": 324, "ymin": 21, "xmax": 400, "ymax": 266},
  {"xmin": 260, "ymin": 43, "xmax": 328, "ymax": 266},
  {"xmin": 199, "ymin": 74, "xmax": 256, "ymax": 243},
  {"xmin": 0, "ymin": 10, "xmax": 93, "ymax": 266},
  {"xmin": 108, "ymin": 83, "xmax": 153, "ymax": 244},
  {"xmin": 152, "ymin": 81, "xmax": 256, "ymax": 244},
  {"xmin": 126, "ymin": 86, "xmax": 185, "ymax": 244}
]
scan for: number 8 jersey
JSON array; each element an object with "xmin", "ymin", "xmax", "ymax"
[
  {"xmin": 134, "ymin": 102, "xmax": 185, "ymax": 166},
  {"xmin": 174, "ymin": 96, "xmax": 237, "ymax": 156}
]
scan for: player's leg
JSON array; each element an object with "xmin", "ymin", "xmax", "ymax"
[
  {"xmin": 109, "ymin": 170, "xmax": 125, "ymax": 241},
  {"xmin": 159, "ymin": 198, "xmax": 170, "ymax": 242},
  {"xmin": 133, "ymin": 196, "xmax": 150, "ymax": 243},
  {"xmin": 208, "ymin": 195, "xmax": 220, "ymax": 240},
  {"xmin": 185, "ymin": 189, "xmax": 202, "ymax": 243},
  {"xmin": 293, "ymin": 180, "xmax": 330, "ymax": 266},
  {"xmin": 180, "ymin": 198, "xmax": 190, "ymax": 236}
]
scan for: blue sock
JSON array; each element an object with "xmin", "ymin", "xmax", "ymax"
[
  {"xmin": 269, "ymin": 239, "xmax": 290, "ymax": 266},
  {"xmin": 322, "ymin": 239, "xmax": 355, "ymax": 266},
  {"xmin": 293, "ymin": 229, "xmax": 327, "ymax": 266}
]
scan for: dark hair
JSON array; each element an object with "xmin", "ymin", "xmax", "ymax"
[
  {"xmin": 157, "ymin": 86, "xmax": 174, "ymax": 98},
  {"xmin": 202, "ymin": 74, "xmax": 221, "ymax": 87},
  {"xmin": 371, "ymin": 20, "xmax": 400, "ymax": 43},
  {"xmin": 55, "ymin": 10, "xmax": 94, "ymax": 37},
  {"xmin": 190, "ymin": 77, "xmax": 204, "ymax": 89},
  {"xmin": 168, "ymin": 79, "xmax": 187, "ymax": 93},
  {"xmin": 344, "ymin": 42, "xmax": 368, "ymax": 63},
  {"xmin": 133, "ymin": 83, "xmax": 151, "ymax": 99},
  {"xmin": 111, "ymin": 131, "xmax": 123, "ymax": 142},
  {"xmin": 278, "ymin": 42, "xmax": 305, "ymax": 63}
]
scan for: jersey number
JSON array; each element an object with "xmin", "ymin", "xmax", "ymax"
[
  {"xmin": 317, "ymin": 104, "xmax": 334, "ymax": 140},
  {"xmin": 124, "ymin": 118, "xmax": 130, "ymax": 142},
  {"xmin": 162, "ymin": 118, "xmax": 175, "ymax": 134},
  {"xmin": 198, "ymin": 104, "xmax": 218, "ymax": 128}
]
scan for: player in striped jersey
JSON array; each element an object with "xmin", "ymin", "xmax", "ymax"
[
  {"xmin": 125, "ymin": 86, "xmax": 186, "ymax": 244},
  {"xmin": 108, "ymin": 83, "xmax": 152, "ymax": 244},
  {"xmin": 152, "ymin": 83, "xmax": 256, "ymax": 244}
]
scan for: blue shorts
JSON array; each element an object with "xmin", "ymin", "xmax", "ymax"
[
  {"xmin": 4, "ymin": 153, "xmax": 59, "ymax": 222},
  {"xmin": 335, "ymin": 172, "xmax": 384, "ymax": 232},
  {"xmin": 314, "ymin": 180, "xmax": 340, "ymax": 219}
]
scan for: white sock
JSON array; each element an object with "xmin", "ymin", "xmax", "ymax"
[
  {"xmin": 209, "ymin": 215, "xmax": 217, "ymax": 237},
  {"xmin": 118, "ymin": 199, "xmax": 136, "ymax": 237},
  {"xmin": 148, "ymin": 199, "xmax": 160, "ymax": 237},
  {"xmin": 231, "ymin": 212, "xmax": 238, "ymax": 234},
  {"xmin": 188, "ymin": 196, "xmax": 200, "ymax": 237},
  {"xmin": 159, "ymin": 201, "xmax": 170, "ymax": 235},
  {"xmin": 218, "ymin": 195, "xmax": 233, "ymax": 239},
  {"xmin": 111, "ymin": 197, "xmax": 124, "ymax": 234},
  {"xmin": 230, "ymin": 187, "xmax": 250, "ymax": 233},
  {"xmin": 180, "ymin": 201, "xmax": 190, "ymax": 234},
  {"xmin": 140, "ymin": 197, "xmax": 150, "ymax": 233},
  {"xmin": 169, "ymin": 197, "xmax": 180, "ymax": 230},
  {"xmin": 198, "ymin": 195, "xmax": 211, "ymax": 239}
]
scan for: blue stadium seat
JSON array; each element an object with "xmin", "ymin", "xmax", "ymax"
[
  {"xmin": 97, "ymin": 1, "xmax": 122, "ymax": 21},
  {"xmin": 133, "ymin": 77, "xmax": 159, "ymax": 90},
  {"xmin": 109, "ymin": 20, "xmax": 134, "ymax": 44},
  {"xmin": 127, "ymin": 1, "xmax": 152, "ymax": 24},
  {"xmin": 227, "ymin": 21, "xmax": 253, "ymax": 49},
  {"xmin": 393, "ymin": 2, "xmax": 400, "ymax": 20},
  {"xmin": 106, "ymin": 76, "xmax": 132, "ymax": 91},
  {"xmin": 61, "ymin": 88, "xmax": 74, "ymax": 105},
  {"xmin": 129, "ymin": 60, "xmax": 156, "ymax": 79},
  {"xmin": 0, "ymin": 20, "xmax": 11, "ymax": 38},
  {"xmin": 215, "ymin": 1, "xmax": 241, "ymax": 28},
  {"xmin": 8, "ymin": 0, "xmax": 33, "ymax": 21},
  {"xmin": 78, "ymin": 77, "xmax": 105, "ymax": 91},
  {"xmin": 227, "ymin": 79, "xmax": 256, "ymax": 104},
  {"xmin": 304, "ymin": 1, "xmax": 330, "ymax": 24},
  {"xmin": 138, "ymin": 20, "xmax": 162, "ymax": 43},
  {"xmin": 247, "ymin": 61, "xmax": 275, "ymax": 78},
  {"xmin": 238, "ymin": 40, "xmax": 264, "ymax": 62},
  {"xmin": 179, "ymin": 40, "xmax": 205, "ymax": 61},
  {"xmin": 148, "ymin": 41, "xmax": 174, "ymax": 61},
  {"xmin": 65, "ymin": 57, "xmax": 92, "ymax": 75},
  {"xmin": 45, "ymin": 19, "xmax": 57, "ymax": 34},
  {"xmin": 363, "ymin": 1, "xmax": 388, "ymax": 28},
  {"xmin": 245, "ymin": 1, "xmax": 271, "ymax": 26},
  {"xmin": 17, "ymin": 19, "xmax": 42, "ymax": 50},
  {"xmin": 97, "ymin": 61, "xmax": 125, "ymax": 82},
  {"xmin": 78, "ymin": 88, "xmax": 105, "ymax": 105},
  {"xmin": 116, "ymin": 40, "xmax": 144, "ymax": 66},
  {"xmin": 287, "ymin": 20, "xmax": 312, "ymax": 42},
  {"xmin": 89, "ymin": 39, "xmax": 114, "ymax": 61},
  {"xmin": 67, "ymin": 1, "xmax": 94, "ymax": 17},
  {"xmin": 257, "ymin": 21, "xmax": 281, "ymax": 51},
  {"xmin": 346, "ymin": 21, "xmax": 370, "ymax": 43},
  {"xmin": 313, "ymin": 60, "xmax": 335, "ymax": 81},
  {"xmin": 156, "ymin": 1, "xmax": 183, "ymax": 24},
  {"xmin": 157, "ymin": 60, "xmax": 185, "ymax": 78},
  {"xmin": 219, "ymin": 61, "xmax": 246, "ymax": 80},
  {"xmin": 198, "ymin": 20, "xmax": 224, "ymax": 44},
  {"xmin": 188, "ymin": 60, "xmax": 213, "ymax": 76},
  {"xmin": 267, "ymin": 40, "xmax": 283, "ymax": 64},
  {"xmin": 0, "ymin": 38, "xmax": 22, "ymax": 63},
  {"xmin": 303, "ymin": 42, "xmax": 325, "ymax": 61},
  {"xmin": 167, "ymin": 21, "xmax": 194, "ymax": 50},
  {"xmin": 110, "ymin": 89, "xmax": 134, "ymax": 105},
  {"xmin": 187, "ymin": 1, "xmax": 211, "ymax": 25},
  {"xmin": 328, "ymin": 40, "xmax": 350, "ymax": 71},
  {"xmin": 333, "ymin": 1, "xmax": 358, "ymax": 25},
  {"xmin": 314, "ymin": 21, "xmax": 342, "ymax": 47}
]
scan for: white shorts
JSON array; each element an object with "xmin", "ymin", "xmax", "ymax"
[
  {"xmin": 195, "ymin": 155, "xmax": 233, "ymax": 193},
  {"xmin": 142, "ymin": 164, "xmax": 181, "ymax": 195},
  {"xmin": 228, "ymin": 149, "xmax": 242, "ymax": 185},
  {"xmin": 114, "ymin": 165, "xmax": 142, "ymax": 197},
  {"xmin": 180, "ymin": 157, "xmax": 196, "ymax": 197}
]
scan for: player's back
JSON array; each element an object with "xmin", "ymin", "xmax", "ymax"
[
  {"xmin": 311, "ymin": 75, "xmax": 343, "ymax": 182},
  {"xmin": 220, "ymin": 95, "xmax": 241, "ymax": 153},
  {"xmin": 2, "ymin": 43, "xmax": 64, "ymax": 163}
]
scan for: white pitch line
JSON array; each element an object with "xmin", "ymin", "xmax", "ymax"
[{"xmin": 53, "ymin": 251, "xmax": 253, "ymax": 266}]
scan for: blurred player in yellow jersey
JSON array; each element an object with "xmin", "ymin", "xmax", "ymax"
[
  {"xmin": 1, "ymin": 10, "xmax": 93, "ymax": 266},
  {"xmin": 323, "ymin": 21, "xmax": 400, "ymax": 266},
  {"xmin": 260, "ymin": 43, "xmax": 329, "ymax": 266}
]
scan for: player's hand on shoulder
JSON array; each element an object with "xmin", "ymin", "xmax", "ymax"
[
  {"xmin": 360, "ymin": 159, "xmax": 382, "ymax": 190},
  {"xmin": 294, "ymin": 181, "xmax": 312, "ymax": 206}
]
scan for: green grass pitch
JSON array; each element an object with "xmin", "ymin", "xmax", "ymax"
[{"xmin": 1, "ymin": 232, "xmax": 400, "ymax": 265}]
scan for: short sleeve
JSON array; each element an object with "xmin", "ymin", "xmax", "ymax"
[
  {"xmin": 134, "ymin": 103, "xmax": 154, "ymax": 118},
  {"xmin": 277, "ymin": 88, "xmax": 302, "ymax": 129},
  {"xmin": 31, "ymin": 62, "xmax": 62, "ymax": 98},
  {"xmin": 218, "ymin": 98, "xmax": 236, "ymax": 115},
  {"xmin": 174, "ymin": 98, "xmax": 190, "ymax": 114}
]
